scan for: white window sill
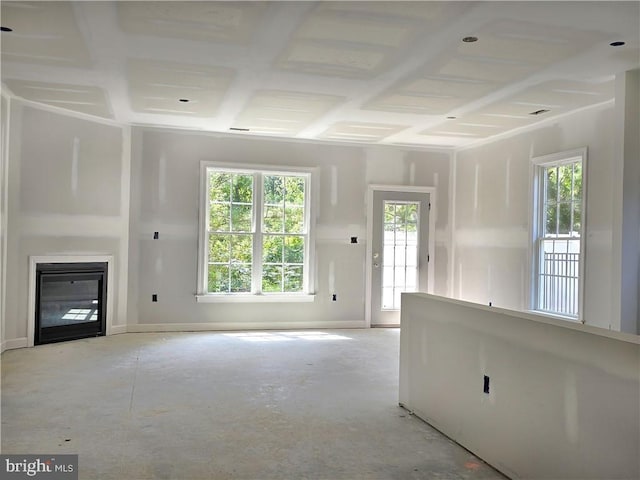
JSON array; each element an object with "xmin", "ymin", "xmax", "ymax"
[
  {"xmin": 195, "ymin": 293, "xmax": 316, "ymax": 303},
  {"xmin": 527, "ymin": 309, "xmax": 582, "ymax": 323}
]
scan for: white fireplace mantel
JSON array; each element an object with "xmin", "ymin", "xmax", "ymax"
[{"xmin": 27, "ymin": 255, "xmax": 115, "ymax": 347}]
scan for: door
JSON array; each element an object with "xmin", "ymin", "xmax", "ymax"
[{"xmin": 370, "ymin": 190, "xmax": 430, "ymax": 326}]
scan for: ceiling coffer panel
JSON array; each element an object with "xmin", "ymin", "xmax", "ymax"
[
  {"xmin": 437, "ymin": 56, "xmax": 534, "ymax": 84},
  {"xmin": 0, "ymin": 0, "xmax": 637, "ymax": 148},
  {"xmin": 127, "ymin": 59, "xmax": 235, "ymax": 117},
  {"xmin": 0, "ymin": 1, "xmax": 90, "ymax": 67},
  {"xmin": 363, "ymin": 17, "xmax": 609, "ymax": 118},
  {"xmin": 233, "ymin": 90, "xmax": 344, "ymax": 135},
  {"xmin": 364, "ymin": 75, "xmax": 495, "ymax": 115},
  {"xmin": 3, "ymin": 79, "xmax": 113, "ymax": 119},
  {"xmin": 276, "ymin": 2, "xmax": 452, "ymax": 79},
  {"xmin": 318, "ymin": 1, "xmax": 449, "ymax": 20},
  {"xmin": 457, "ymin": 20, "xmax": 607, "ymax": 65},
  {"xmin": 421, "ymin": 79, "xmax": 614, "ymax": 138},
  {"xmin": 319, "ymin": 122, "xmax": 409, "ymax": 142},
  {"xmin": 423, "ymin": 121, "xmax": 504, "ymax": 138},
  {"xmin": 117, "ymin": 1, "xmax": 268, "ymax": 45}
]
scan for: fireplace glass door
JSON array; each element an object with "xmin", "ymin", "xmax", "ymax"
[{"xmin": 36, "ymin": 263, "xmax": 107, "ymax": 345}]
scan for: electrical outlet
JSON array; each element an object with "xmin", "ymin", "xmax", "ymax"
[
  {"xmin": 153, "ymin": 232, "xmax": 159, "ymax": 240},
  {"xmin": 350, "ymin": 236, "xmax": 358, "ymax": 244},
  {"xmin": 483, "ymin": 375, "xmax": 490, "ymax": 394},
  {"xmin": 152, "ymin": 294, "xmax": 158, "ymax": 302},
  {"xmin": 332, "ymin": 294, "xmax": 337, "ymax": 301}
]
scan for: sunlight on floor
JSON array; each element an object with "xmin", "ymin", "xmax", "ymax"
[{"xmin": 223, "ymin": 331, "xmax": 352, "ymax": 342}]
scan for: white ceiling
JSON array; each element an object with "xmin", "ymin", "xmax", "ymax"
[{"xmin": 1, "ymin": 1, "xmax": 638, "ymax": 148}]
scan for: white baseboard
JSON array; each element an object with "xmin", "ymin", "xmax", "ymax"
[
  {"xmin": 1, "ymin": 337, "xmax": 28, "ymax": 352},
  {"xmin": 0, "ymin": 322, "xmax": 369, "ymax": 351},
  {"xmin": 110, "ymin": 325, "xmax": 127, "ymax": 335},
  {"xmin": 126, "ymin": 320, "xmax": 367, "ymax": 333}
]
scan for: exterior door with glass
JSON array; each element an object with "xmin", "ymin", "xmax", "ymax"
[{"xmin": 370, "ymin": 190, "xmax": 430, "ymax": 326}]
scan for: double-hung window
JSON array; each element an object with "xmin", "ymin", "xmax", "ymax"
[
  {"xmin": 531, "ymin": 149, "xmax": 586, "ymax": 319},
  {"xmin": 197, "ymin": 164, "xmax": 313, "ymax": 301}
]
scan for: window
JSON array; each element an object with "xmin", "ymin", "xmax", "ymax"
[
  {"xmin": 198, "ymin": 164, "xmax": 313, "ymax": 300},
  {"xmin": 532, "ymin": 149, "xmax": 586, "ymax": 319},
  {"xmin": 382, "ymin": 201, "xmax": 419, "ymax": 310}
]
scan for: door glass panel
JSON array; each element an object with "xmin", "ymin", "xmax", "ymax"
[{"xmin": 381, "ymin": 201, "xmax": 420, "ymax": 310}]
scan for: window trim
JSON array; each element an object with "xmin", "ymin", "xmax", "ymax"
[
  {"xmin": 529, "ymin": 148, "xmax": 587, "ymax": 322},
  {"xmin": 196, "ymin": 161, "xmax": 316, "ymax": 302}
]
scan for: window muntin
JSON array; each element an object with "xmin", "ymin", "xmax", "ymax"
[
  {"xmin": 204, "ymin": 167, "xmax": 310, "ymax": 296},
  {"xmin": 534, "ymin": 156, "xmax": 584, "ymax": 318}
]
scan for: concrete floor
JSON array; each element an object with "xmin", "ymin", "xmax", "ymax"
[{"xmin": 1, "ymin": 329, "xmax": 507, "ymax": 480}]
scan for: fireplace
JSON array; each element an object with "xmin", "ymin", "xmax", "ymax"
[{"xmin": 35, "ymin": 262, "xmax": 107, "ymax": 345}]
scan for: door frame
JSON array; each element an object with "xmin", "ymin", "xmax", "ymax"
[{"xmin": 365, "ymin": 185, "xmax": 436, "ymax": 327}]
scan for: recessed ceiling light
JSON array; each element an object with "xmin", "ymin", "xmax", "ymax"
[
  {"xmin": 1, "ymin": 27, "xmax": 13, "ymax": 32},
  {"xmin": 178, "ymin": 98, "xmax": 190, "ymax": 103},
  {"xmin": 609, "ymin": 41, "xmax": 626, "ymax": 47},
  {"xmin": 462, "ymin": 36, "xmax": 478, "ymax": 43},
  {"xmin": 529, "ymin": 109, "xmax": 550, "ymax": 116},
  {"xmin": 229, "ymin": 127, "xmax": 250, "ymax": 132},
  {"xmin": 446, "ymin": 116, "xmax": 457, "ymax": 119}
]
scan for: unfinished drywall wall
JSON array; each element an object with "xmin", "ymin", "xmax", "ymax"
[
  {"xmin": 3, "ymin": 101, "xmax": 129, "ymax": 347},
  {"xmin": 1, "ymin": 93, "xmax": 9, "ymax": 350},
  {"xmin": 453, "ymin": 103, "xmax": 618, "ymax": 330},
  {"xmin": 127, "ymin": 128, "xmax": 451, "ymax": 329},
  {"xmin": 612, "ymin": 69, "xmax": 640, "ymax": 334},
  {"xmin": 400, "ymin": 293, "xmax": 640, "ymax": 480}
]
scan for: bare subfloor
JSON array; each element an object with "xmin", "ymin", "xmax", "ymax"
[{"xmin": 1, "ymin": 329, "xmax": 507, "ymax": 480}]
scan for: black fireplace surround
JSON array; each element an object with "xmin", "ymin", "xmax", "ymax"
[{"xmin": 35, "ymin": 262, "xmax": 107, "ymax": 345}]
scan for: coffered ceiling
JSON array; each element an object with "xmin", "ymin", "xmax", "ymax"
[{"xmin": 1, "ymin": 1, "xmax": 638, "ymax": 148}]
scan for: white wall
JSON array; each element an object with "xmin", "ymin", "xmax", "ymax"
[
  {"xmin": 2, "ymin": 101, "xmax": 129, "ymax": 348},
  {"xmin": 1, "ymin": 93, "xmax": 9, "ymax": 350},
  {"xmin": 2, "ymin": 85, "xmax": 635, "ymax": 343},
  {"xmin": 612, "ymin": 70, "xmax": 640, "ymax": 334},
  {"xmin": 127, "ymin": 128, "xmax": 451, "ymax": 329},
  {"xmin": 453, "ymin": 103, "xmax": 622, "ymax": 330},
  {"xmin": 400, "ymin": 293, "xmax": 640, "ymax": 480}
]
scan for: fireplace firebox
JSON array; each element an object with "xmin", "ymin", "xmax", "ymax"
[{"xmin": 35, "ymin": 262, "xmax": 107, "ymax": 345}]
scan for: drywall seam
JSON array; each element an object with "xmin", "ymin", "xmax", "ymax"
[
  {"xmin": 0, "ymin": 93, "xmax": 10, "ymax": 352},
  {"xmin": 449, "ymin": 150, "xmax": 457, "ymax": 298},
  {"xmin": 118, "ymin": 126, "xmax": 132, "ymax": 330}
]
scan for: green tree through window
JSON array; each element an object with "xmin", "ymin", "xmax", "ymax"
[
  {"xmin": 208, "ymin": 172, "xmax": 253, "ymax": 293},
  {"xmin": 206, "ymin": 168, "xmax": 309, "ymax": 295},
  {"xmin": 262, "ymin": 175, "xmax": 305, "ymax": 293},
  {"xmin": 535, "ymin": 155, "xmax": 583, "ymax": 318}
]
